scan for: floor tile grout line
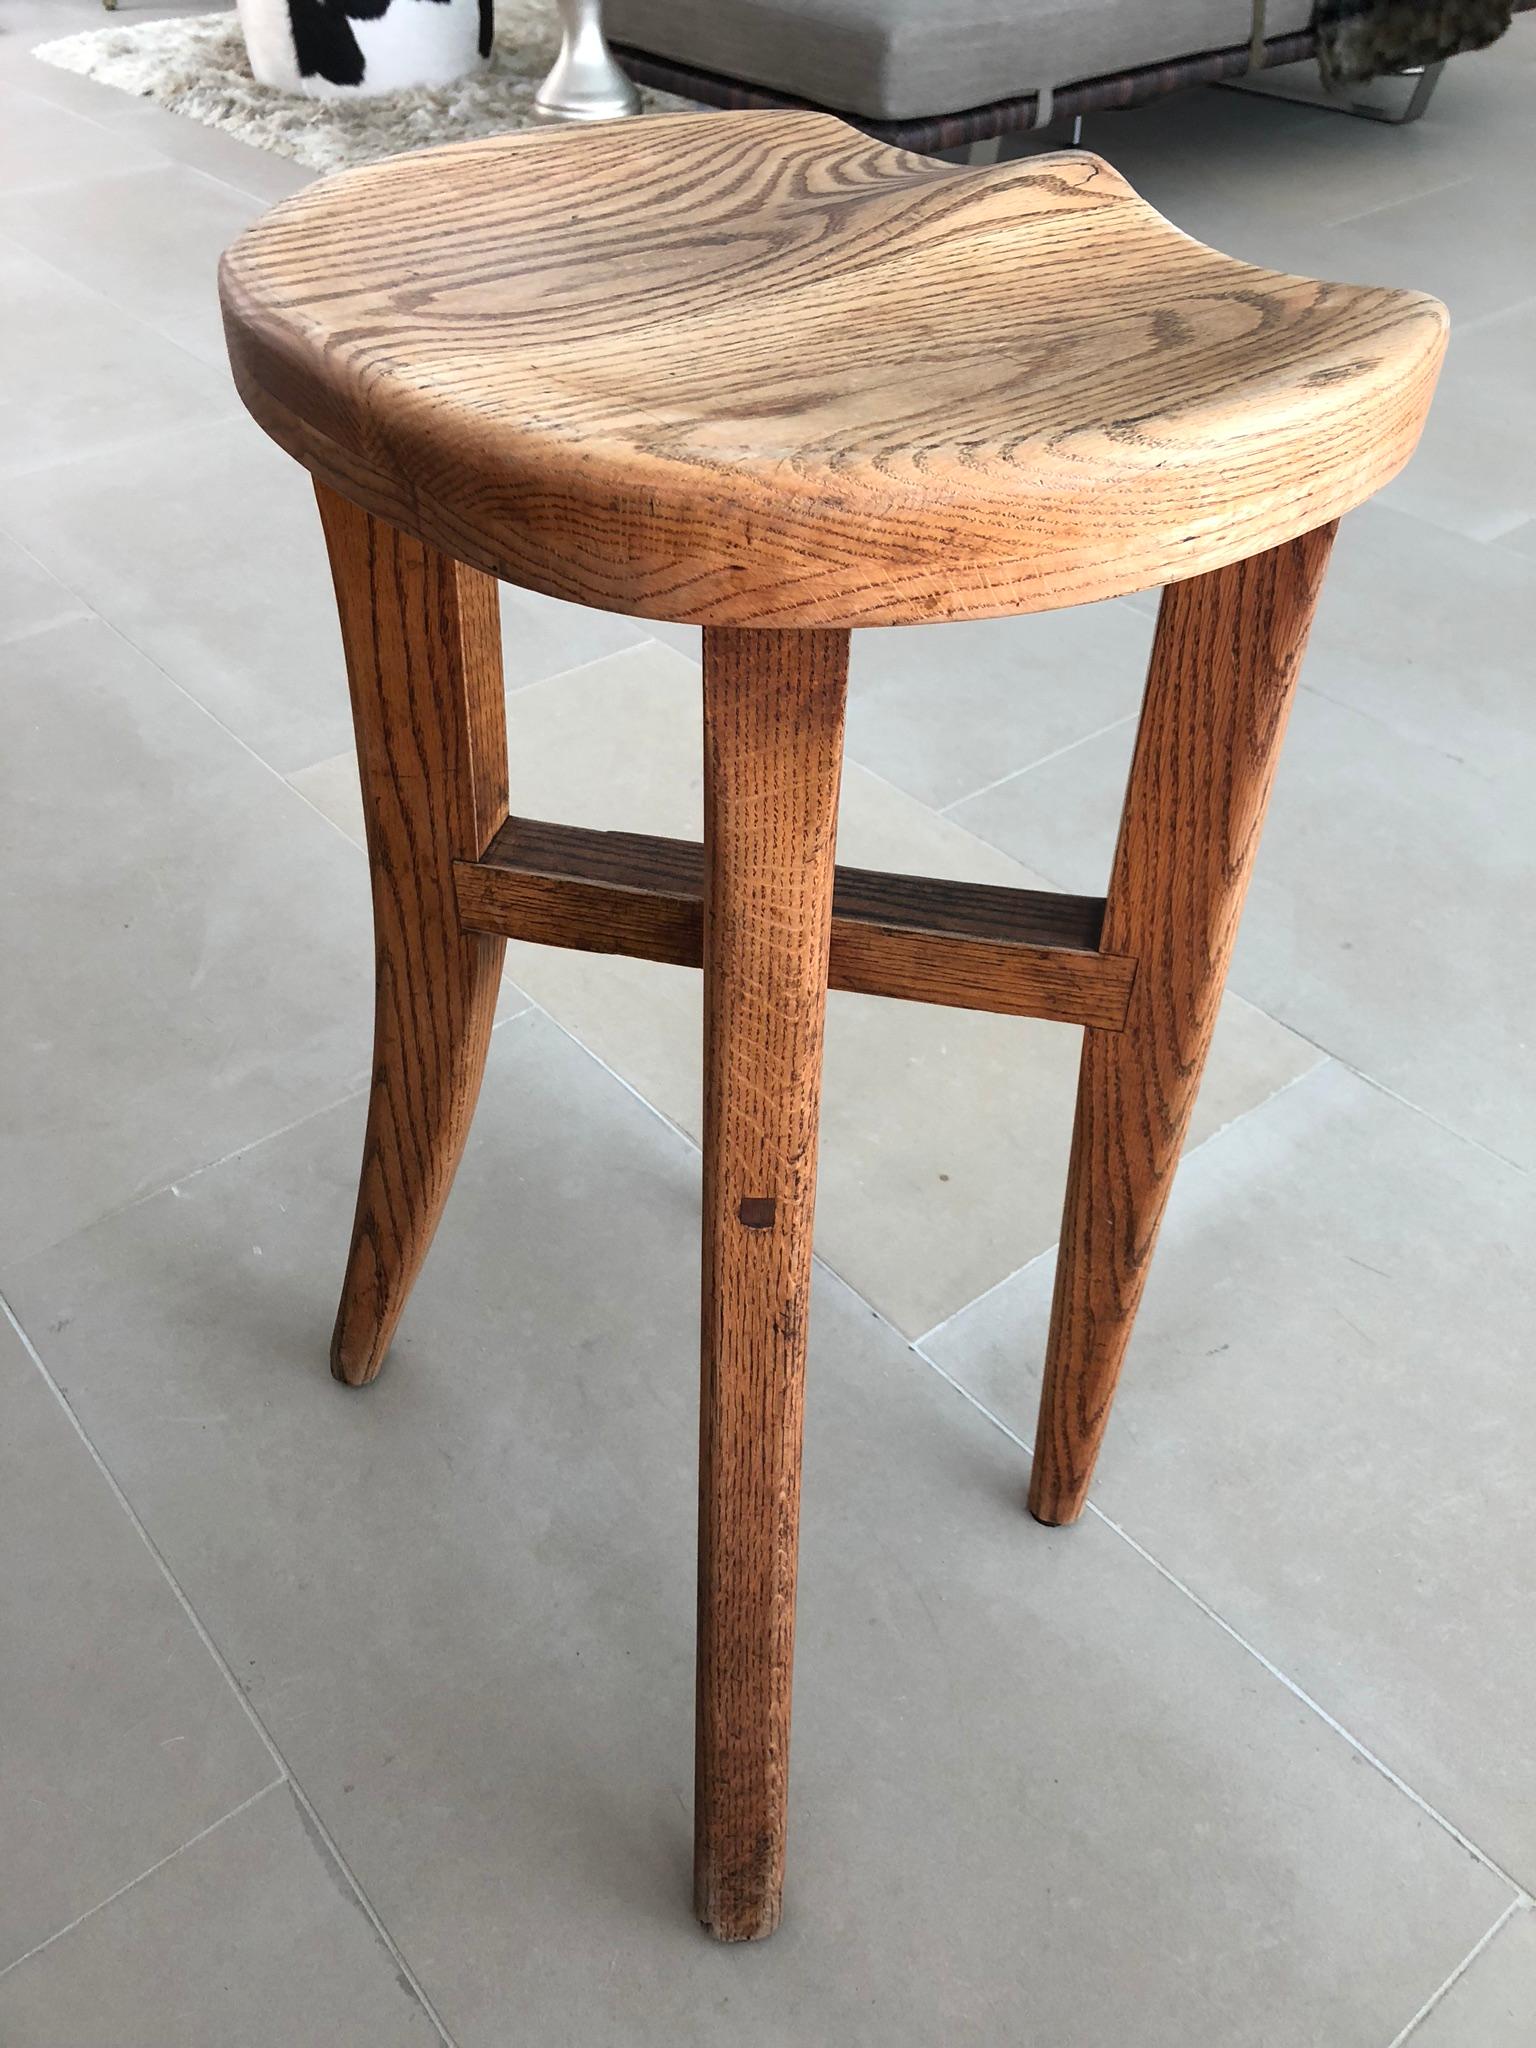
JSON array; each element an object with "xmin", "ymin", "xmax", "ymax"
[
  {"xmin": 532, "ymin": 998, "xmax": 1044, "ymax": 1349},
  {"xmin": 901, "ymin": 1319, "xmax": 1534, "ymax": 1903},
  {"xmin": 284, "ymin": 639, "xmax": 676, "ymax": 844},
  {"xmin": 0, "ymin": 1294, "xmax": 285, "ymax": 1777},
  {"xmin": 78, "ymin": 587, "xmax": 346, "ymax": 803},
  {"xmin": 1476, "ymin": 506, "xmax": 1536, "ymax": 545},
  {"xmin": 1453, "ymin": 289, "xmax": 1536, "ymax": 342},
  {"xmin": 1090, "ymin": 1493, "xmax": 1533, "ymax": 1901},
  {"xmin": 0, "ymin": 144, "xmax": 259, "ymax": 217},
  {"xmin": 0, "ymin": 229, "xmax": 233, "ymax": 393},
  {"xmin": 911, "ymin": 1240, "xmax": 1056, "ymax": 1353},
  {"xmin": 0, "ymin": 1778, "xmax": 285, "ymax": 1986},
  {"xmin": 5, "ymin": 1077, "xmax": 373, "ymax": 1283},
  {"xmin": 1296, "ymin": 674, "xmax": 1499, "ymax": 775},
  {"xmin": 532, "ymin": 1003, "xmax": 702, "ymax": 1154},
  {"xmin": 0, "ymin": 413, "xmax": 244, "ymax": 489},
  {"xmin": 272, "ymin": 1775, "xmax": 459, "ymax": 2046},
  {"xmin": 907, "ymin": 1335, "xmax": 1037, "ymax": 1446},
  {"xmin": 526, "ymin": 995, "xmax": 1067, "ymax": 1364},
  {"xmin": 1315, "ymin": 167, "xmax": 1471, "ymax": 234},
  {"xmin": 0, "ymin": 607, "xmax": 92, "ymax": 649},
  {"xmin": 0, "ymin": 1292, "xmax": 461, "ymax": 2048},
  {"xmin": 0, "ymin": 521, "xmax": 74, "ymax": 589},
  {"xmin": 907, "ymin": 1052, "xmax": 1331, "ymax": 1353},
  {"xmin": 1217, "ymin": 995, "xmax": 1529, "ymax": 1176},
  {"xmin": 932, "ymin": 715, "xmax": 1531, "ymax": 1181},
  {"xmin": 2, "ymin": 995, "xmax": 537, "ymax": 1285},
  {"xmin": 81, "ymin": 113, "xmax": 315, "ymax": 213},
  {"xmin": 803, "ymin": 1223, "xmax": 1536, "ymax": 1902},
  {"xmin": 1385, "ymin": 1896, "xmax": 1526, "ymax": 2048},
  {"xmin": 934, "ymin": 709, "xmax": 1140, "ymax": 818},
  {"xmin": 4, "ymin": 60, "xmax": 159, "ymax": 137},
  {"xmin": 11, "ymin": 564, "xmax": 658, "ymax": 860},
  {"xmin": 501, "ymin": 634, "xmax": 657, "ymax": 704},
  {"xmin": 1337, "ymin": 1065, "xmax": 1525, "ymax": 1173}
]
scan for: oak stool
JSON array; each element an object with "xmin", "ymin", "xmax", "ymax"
[{"xmin": 219, "ymin": 112, "xmax": 1445, "ymax": 1942}]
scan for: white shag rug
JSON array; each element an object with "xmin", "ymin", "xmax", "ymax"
[{"xmin": 32, "ymin": 5, "xmax": 692, "ymax": 174}]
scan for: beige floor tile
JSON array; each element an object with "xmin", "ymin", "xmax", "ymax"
[
  {"xmin": 927, "ymin": 1060, "xmax": 1536, "ymax": 1887},
  {"xmin": 1231, "ymin": 168, "xmax": 1536, "ymax": 330},
  {"xmin": 0, "ymin": 1783, "xmax": 439, "ymax": 2046},
  {"xmin": 1074, "ymin": 63, "xmax": 1468, "ymax": 257},
  {"xmin": 285, "ymin": 750, "xmax": 368, "ymax": 847},
  {"xmin": 102, "ymin": 95, "xmax": 317, "ymax": 205},
  {"xmin": 0, "ymin": 240, "xmax": 235, "ymax": 479},
  {"xmin": 0, "ymin": 37, "xmax": 148, "ymax": 112},
  {"xmin": 0, "ymin": 1308, "xmax": 274, "ymax": 1970},
  {"xmin": 0, "ymin": 79, "xmax": 165, "ymax": 192},
  {"xmin": 295, "ymin": 639, "xmax": 1320, "ymax": 1334},
  {"xmin": 7, "ymin": 416, "xmax": 357, "ymax": 772},
  {"xmin": 1410, "ymin": 1905, "xmax": 1536, "ymax": 2048},
  {"xmin": 1376, "ymin": 298, "xmax": 1536, "ymax": 544},
  {"xmin": 0, "ymin": 617, "xmax": 379, "ymax": 1266},
  {"xmin": 954, "ymin": 685, "xmax": 1536, "ymax": 1169},
  {"xmin": 0, "ymin": 527, "xmax": 86, "ymax": 642},
  {"xmin": 0, "ymin": 162, "xmax": 263, "ymax": 346},
  {"xmin": 1119, "ymin": 496, "xmax": 1536, "ymax": 774},
  {"xmin": 3, "ymin": 1013, "xmax": 1513, "ymax": 2046},
  {"xmin": 8, "ymin": 415, "xmax": 653, "ymax": 776},
  {"xmin": 843, "ymin": 600, "xmax": 1153, "ymax": 810},
  {"xmin": 1305, "ymin": 502, "xmax": 1536, "ymax": 769}
]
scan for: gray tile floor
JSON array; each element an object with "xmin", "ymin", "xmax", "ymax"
[{"xmin": 1, "ymin": 4, "xmax": 1532, "ymax": 2040}]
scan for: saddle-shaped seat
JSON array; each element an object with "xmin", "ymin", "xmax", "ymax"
[{"xmin": 220, "ymin": 109, "xmax": 1444, "ymax": 628}]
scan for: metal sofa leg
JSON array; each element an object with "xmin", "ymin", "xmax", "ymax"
[{"xmin": 1224, "ymin": 57, "xmax": 1445, "ymax": 124}]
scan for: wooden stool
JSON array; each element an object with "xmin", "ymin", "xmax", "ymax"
[{"xmin": 219, "ymin": 111, "xmax": 1444, "ymax": 1942}]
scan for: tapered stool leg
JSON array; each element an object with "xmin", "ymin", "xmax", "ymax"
[
  {"xmin": 1028, "ymin": 526, "xmax": 1336, "ymax": 1525},
  {"xmin": 316, "ymin": 485, "xmax": 509, "ymax": 1386},
  {"xmin": 694, "ymin": 626, "xmax": 849, "ymax": 1941}
]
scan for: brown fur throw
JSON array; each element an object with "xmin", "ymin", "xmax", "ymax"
[{"xmin": 1314, "ymin": 0, "xmax": 1515, "ymax": 84}]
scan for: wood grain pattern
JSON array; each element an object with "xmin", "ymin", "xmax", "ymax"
[
  {"xmin": 220, "ymin": 111, "xmax": 1445, "ymax": 629},
  {"xmin": 1027, "ymin": 526, "xmax": 1336, "ymax": 1526},
  {"xmin": 316, "ymin": 485, "xmax": 509, "ymax": 1387},
  {"xmin": 454, "ymin": 816, "xmax": 1133, "ymax": 1028},
  {"xmin": 695, "ymin": 626, "xmax": 847, "ymax": 1941}
]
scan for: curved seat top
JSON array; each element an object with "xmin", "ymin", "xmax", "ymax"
[{"xmin": 220, "ymin": 110, "xmax": 1445, "ymax": 628}]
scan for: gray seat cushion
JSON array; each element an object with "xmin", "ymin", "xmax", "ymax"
[{"xmin": 605, "ymin": 0, "xmax": 1313, "ymax": 121}]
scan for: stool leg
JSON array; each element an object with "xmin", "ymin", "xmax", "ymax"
[
  {"xmin": 315, "ymin": 485, "xmax": 509, "ymax": 1387},
  {"xmin": 695, "ymin": 626, "xmax": 849, "ymax": 1941},
  {"xmin": 1028, "ymin": 526, "xmax": 1336, "ymax": 1526}
]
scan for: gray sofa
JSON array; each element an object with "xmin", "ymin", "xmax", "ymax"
[{"xmin": 604, "ymin": 0, "xmax": 1313, "ymax": 125}]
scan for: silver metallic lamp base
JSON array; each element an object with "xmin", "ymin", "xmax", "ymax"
[{"xmin": 533, "ymin": 0, "xmax": 641, "ymax": 122}]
